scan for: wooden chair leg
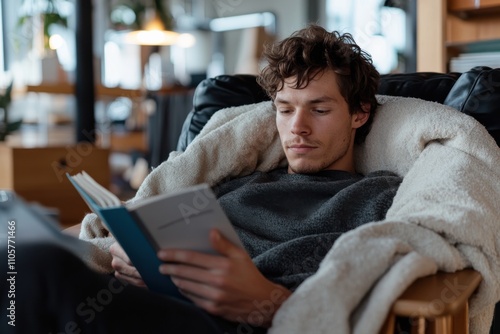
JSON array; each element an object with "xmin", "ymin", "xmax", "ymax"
[
  {"xmin": 380, "ymin": 312, "xmax": 395, "ymax": 334},
  {"xmin": 388, "ymin": 270, "xmax": 480, "ymax": 334},
  {"xmin": 452, "ymin": 302, "xmax": 469, "ymax": 334},
  {"xmin": 431, "ymin": 316, "xmax": 451, "ymax": 334},
  {"xmin": 406, "ymin": 305, "xmax": 468, "ymax": 334},
  {"xmin": 410, "ymin": 317, "xmax": 426, "ymax": 334}
]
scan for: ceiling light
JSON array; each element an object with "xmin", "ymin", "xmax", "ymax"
[{"xmin": 125, "ymin": 7, "xmax": 179, "ymax": 46}]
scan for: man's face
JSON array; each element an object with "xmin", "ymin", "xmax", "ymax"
[{"xmin": 275, "ymin": 69, "xmax": 368, "ymax": 174}]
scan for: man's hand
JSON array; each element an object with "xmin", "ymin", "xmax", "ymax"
[
  {"xmin": 110, "ymin": 242, "xmax": 147, "ymax": 288},
  {"xmin": 157, "ymin": 229, "xmax": 291, "ymax": 328}
]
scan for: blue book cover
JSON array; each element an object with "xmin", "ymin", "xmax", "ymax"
[{"xmin": 68, "ymin": 175, "xmax": 197, "ymax": 301}]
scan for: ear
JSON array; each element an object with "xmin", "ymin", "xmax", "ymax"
[{"xmin": 351, "ymin": 103, "xmax": 370, "ymax": 129}]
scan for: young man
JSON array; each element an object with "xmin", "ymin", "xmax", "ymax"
[{"xmin": 1, "ymin": 25, "xmax": 401, "ymax": 334}]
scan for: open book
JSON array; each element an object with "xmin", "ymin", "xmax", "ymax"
[{"xmin": 67, "ymin": 171, "xmax": 244, "ymax": 300}]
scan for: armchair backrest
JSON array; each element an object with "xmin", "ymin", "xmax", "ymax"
[
  {"xmin": 177, "ymin": 75, "xmax": 269, "ymax": 151},
  {"xmin": 177, "ymin": 66, "xmax": 500, "ymax": 151}
]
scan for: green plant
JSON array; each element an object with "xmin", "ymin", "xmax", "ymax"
[
  {"xmin": 111, "ymin": 0, "xmax": 173, "ymax": 31},
  {"xmin": 0, "ymin": 82, "xmax": 21, "ymax": 141},
  {"xmin": 17, "ymin": 0, "xmax": 68, "ymax": 50}
]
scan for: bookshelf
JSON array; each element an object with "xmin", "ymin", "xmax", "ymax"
[
  {"xmin": 25, "ymin": 83, "xmax": 190, "ymax": 98},
  {"xmin": 417, "ymin": 0, "xmax": 500, "ymax": 72}
]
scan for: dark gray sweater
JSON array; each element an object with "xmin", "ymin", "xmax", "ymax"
[{"xmin": 213, "ymin": 168, "xmax": 402, "ymax": 291}]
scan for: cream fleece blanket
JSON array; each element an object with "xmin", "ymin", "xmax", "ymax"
[{"xmin": 80, "ymin": 96, "xmax": 500, "ymax": 333}]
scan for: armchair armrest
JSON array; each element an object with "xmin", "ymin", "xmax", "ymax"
[{"xmin": 380, "ymin": 269, "xmax": 482, "ymax": 334}]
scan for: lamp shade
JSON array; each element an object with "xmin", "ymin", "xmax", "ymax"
[{"xmin": 125, "ymin": 7, "xmax": 179, "ymax": 46}]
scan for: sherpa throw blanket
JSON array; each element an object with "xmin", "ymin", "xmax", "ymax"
[{"xmin": 80, "ymin": 95, "xmax": 500, "ymax": 333}]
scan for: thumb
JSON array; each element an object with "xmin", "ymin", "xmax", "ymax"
[{"xmin": 210, "ymin": 229, "xmax": 245, "ymax": 259}]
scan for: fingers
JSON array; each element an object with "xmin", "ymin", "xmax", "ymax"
[
  {"xmin": 112, "ymin": 257, "xmax": 147, "ymax": 287},
  {"xmin": 111, "ymin": 255, "xmax": 140, "ymax": 277},
  {"xmin": 114, "ymin": 271, "xmax": 147, "ymax": 288},
  {"xmin": 159, "ymin": 261, "xmax": 227, "ymax": 286},
  {"xmin": 209, "ymin": 229, "xmax": 246, "ymax": 259},
  {"xmin": 110, "ymin": 242, "xmax": 146, "ymax": 287},
  {"xmin": 109, "ymin": 242, "xmax": 131, "ymax": 265},
  {"xmin": 157, "ymin": 248, "xmax": 224, "ymax": 270},
  {"xmin": 170, "ymin": 276, "xmax": 222, "ymax": 302},
  {"xmin": 156, "ymin": 229, "xmax": 246, "ymax": 268}
]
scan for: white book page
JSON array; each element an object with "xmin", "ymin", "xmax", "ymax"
[
  {"xmin": 71, "ymin": 172, "xmax": 121, "ymax": 208},
  {"xmin": 80, "ymin": 172, "xmax": 121, "ymax": 207}
]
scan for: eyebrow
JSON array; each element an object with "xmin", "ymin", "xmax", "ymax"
[{"xmin": 274, "ymin": 95, "xmax": 337, "ymax": 105}]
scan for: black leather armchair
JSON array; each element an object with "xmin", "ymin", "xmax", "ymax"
[
  {"xmin": 175, "ymin": 66, "xmax": 500, "ymax": 333},
  {"xmin": 177, "ymin": 66, "xmax": 500, "ymax": 151},
  {"xmin": 63, "ymin": 66, "xmax": 500, "ymax": 332}
]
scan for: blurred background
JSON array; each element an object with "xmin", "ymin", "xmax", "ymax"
[{"xmin": 3, "ymin": 0, "xmax": 500, "ymax": 226}]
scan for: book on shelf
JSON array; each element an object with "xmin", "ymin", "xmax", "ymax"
[
  {"xmin": 67, "ymin": 171, "xmax": 244, "ymax": 301},
  {"xmin": 449, "ymin": 51, "xmax": 500, "ymax": 73}
]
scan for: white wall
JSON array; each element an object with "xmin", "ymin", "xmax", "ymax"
[
  {"xmin": 204, "ymin": 0, "xmax": 309, "ymax": 75},
  {"xmin": 206, "ymin": 0, "xmax": 308, "ymax": 39}
]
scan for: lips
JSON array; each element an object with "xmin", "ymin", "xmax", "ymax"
[{"xmin": 287, "ymin": 143, "xmax": 317, "ymax": 154}]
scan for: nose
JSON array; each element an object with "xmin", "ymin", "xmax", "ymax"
[{"xmin": 290, "ymin": 109, "xmax": 311, "ymax": 136}]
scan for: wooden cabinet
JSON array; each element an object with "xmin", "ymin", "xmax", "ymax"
[
  {"xmin": 417, "ymin": 0, "xmax": 500, "ymax": 72},
  {"xmin": 0, "ymin": 144, "xmax": 110, "ymax": 227}
]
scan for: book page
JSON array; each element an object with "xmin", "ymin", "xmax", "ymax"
[{"xmin": 70, "ymin": 172, "xmax": 121, "ymax": 208}]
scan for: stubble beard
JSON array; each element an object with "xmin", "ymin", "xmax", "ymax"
[{"xmin": 286, "ymin": 134, "xmax": 352, "ymax": 174}]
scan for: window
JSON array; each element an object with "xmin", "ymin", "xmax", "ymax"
[
  {"xmin": 0, "ymin": 0, "xmax": 5, "ymax": 74},
  {"xmin": 324, "ymin": 0, "xmax": 415, "ymax": 73}
]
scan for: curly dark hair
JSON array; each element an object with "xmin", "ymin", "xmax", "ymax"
[{"xmin": 257, "ymin": 24, "xmax": 380, "ymax": 144}]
